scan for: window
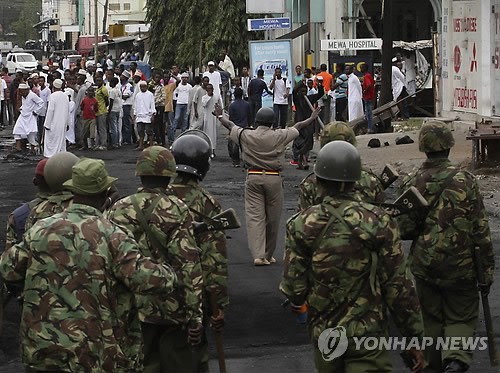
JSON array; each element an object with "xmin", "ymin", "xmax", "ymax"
[
  {"xmin": 123, "ymin": 3, "xmax": 131, "ymax": 10},
  {"xmin": 109, "ymin": 3, "xmax": 120, "ymax": 11},
  {"xmin": 17, "ymin": 54, "xmax": 36, "ymax": 62}
]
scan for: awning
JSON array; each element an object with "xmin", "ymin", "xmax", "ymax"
[
  {"xmin": 393, "ymin": 40, "xmax": 433, "ymax": 51},
  {"xmin": 107, "ymin": 35, "xmax": 136, "ymax": 44},
  {"xmin": 33, "ymin": 19, "xmax": 53, "ymax": 29},
  {"xmin": 61, "ymin": 25, "xmax": 80, "ymax": 33},
  {"xmin": 277, "ymin": 24, "xmax": 308, "ymax": 40}
]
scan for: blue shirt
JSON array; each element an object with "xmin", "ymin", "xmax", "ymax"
[{"xmin": 229, "ymin": 98, "xmax": 251, "ymax": 128}]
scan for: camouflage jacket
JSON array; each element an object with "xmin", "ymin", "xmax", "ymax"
[
  {"xmin": 4, "ymin": 193, "xmax": 50, "ymax": 252},
  {"xmin": 106, "ymin": 187, "xmax": 203, "ymax": 325},
  {"xmin": 397, "ymin": 158, "xmax": 495, "ymax": 287},
  {"xmin": 168, "ymin": 176, "xmax": 229, "ymax": 310},
  {"xmin": 298, "ymin": 169, "xmax": 385, "ymax": 211},
  {"xmin": 25, "ymin": 191, "xmax": 73, "ymax": 230},
  {"xmin": 280, "ymin": 195, "xmax": 424, "ymax": 340},
  {"xmin": 0, "ymin": 203, "xmax": 177, "ymax": 373}
]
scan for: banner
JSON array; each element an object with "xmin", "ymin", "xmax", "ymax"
[{"xmin": 249, "ymin": 40, "xmax": 293, "ymax": 108}]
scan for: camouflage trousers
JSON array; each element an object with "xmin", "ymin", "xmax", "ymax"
[
  {"xmin": 312, "ymin": 340, "xmax": 392, "ymax": 373},
  {"xmin": 142, "ymin": 323, "xmax": 197, "ymax": 373},
  {"xmin": 416, "ymin": 279, "xmax": 479, "ymax": 372}
]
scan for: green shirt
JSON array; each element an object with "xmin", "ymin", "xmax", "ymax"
[{"xmin": 95, "ymin": 85, "xmax": 109, "ymax": 116}]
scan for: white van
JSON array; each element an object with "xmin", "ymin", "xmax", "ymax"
[{"xmin": 6, "ymin": 52, "xmax": 38, "ymax": 74}]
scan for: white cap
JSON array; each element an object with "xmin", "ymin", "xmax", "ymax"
[
  {"xmin": 134, "ymin": 70, "xmax": 142, "ymax": 77},
  {"xmin": 53, "ymin": 79, "xmax": 63, "ymax": 89},
  {"xmin": 53, "ymin": 62, "xmax": 59, "ymax": 67},
  {"xmin": 15, "ymin": 69, "xmax": 23, "ymax": 73},
  {"xmin": 138, "ymin": 80, "xmax": 147, "ymax": 86},
  {"xmin": 392, "ymin": 57, "xmax": 398, "ymax": 63},
  {"xmin": 42, "ymin": 66, "xmax": 49, "ymax": 71},
  {"xmin": 96, "ymin": 68, "xmax": 103, "ymax": 73},
  {"xmin": 18, "ymin": 83, "xmax": 30, "ymax": 89},
  {"xmin": 121, "ymin": 70, "xmax": 131, "ymax": 78},
  {"xmin": 85, "ymin": 60, "xmax": 95, "ymax": 67},
  {"xmin": 29, "ymin": 73, "xmax": 39, "ymax": 79},
  {"xmin": 97, "ymin": 63, "xmax": 102, "ymax": 68},
  {"xmin": 207, "ymin": 61, "xmax": 215, "ymax": 66},
  {"xmin": 181, "ymin": 72, "xmax": 189, "ymax": 78},
  {"xmin": 77, "ymin": 69, "xmax": 87, "ymax": 76}
]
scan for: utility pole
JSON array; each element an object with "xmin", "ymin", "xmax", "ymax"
[
  {"xmin": 94, "ymin": 0, "xmax": 98, "ymax": 59},
  {"xmin": 379, "ymin": 0, "xmax": 393, "ymax": 132}
]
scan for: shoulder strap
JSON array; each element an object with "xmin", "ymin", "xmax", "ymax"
[
  {"xmin": 416, "ymin": 169, "xmax": 459, "ymax": 230},
  {"xmin": 130, "ymin": 194, "xmax": 164, "ymax": 256}
]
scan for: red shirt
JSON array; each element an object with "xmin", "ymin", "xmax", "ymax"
[
  {"xmin": 362, "ymin": 72, "xmax": 375, "ymax": 101},
  {"xmin": 81, "ymin": 96, "xmax": 98, "ymax": 119}
]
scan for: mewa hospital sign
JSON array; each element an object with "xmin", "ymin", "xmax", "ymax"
[{"xmin": 321, "ymin": 38, "xmax": 383, "ymax": 51}]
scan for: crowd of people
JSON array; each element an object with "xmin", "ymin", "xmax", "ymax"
[
  {"xmin": 0, "ymin": 52, "xmax": 415, "ymax": 166},
  {"xmin": 0, "ymin": 50, "xmax": 494, "ymax": 373}
]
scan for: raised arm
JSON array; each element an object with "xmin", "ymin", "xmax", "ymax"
[
  {"xmin": 293, "ymin": 106, "xmax": 321, "ymax": 131},
  {"xmin": 212, "ymin": 102, "xmax": 235, "ymax": 131}
]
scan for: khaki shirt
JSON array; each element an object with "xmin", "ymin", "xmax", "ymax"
[
  {"xmin": 164, "ymin": 83, "xmax": 176, "ymax": 112},
  {"xmin": 230, "ymin": 125, "xmax": 299, "ymax": 171}
]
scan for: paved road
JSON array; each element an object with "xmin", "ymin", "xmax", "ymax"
[{"xmin": 0, "ymin": 129, "xmax": 498, "ymax": 372}]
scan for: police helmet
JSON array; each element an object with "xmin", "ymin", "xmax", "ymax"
[
  {"xmin": 314, "ymin": 141, "xmax": 361, "ymax": 182},
  {"xmin": 171, "ymin": 134, "xmax": 211, "ymax": 180},
  {"xmin": 419, "ymin": 120, "xmax": 455, "ymax": 153},
  {"xmin": 44, "ymin": 152, "xmax": 80, "ymax": 192},
  {"xmin": 136, "ymin": 146, "xmax": 177, "ymax": 177}
]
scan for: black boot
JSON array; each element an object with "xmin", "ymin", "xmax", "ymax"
[{"xmin": 443, "ymin": 360, "xmax": 468, "ymax": 372}]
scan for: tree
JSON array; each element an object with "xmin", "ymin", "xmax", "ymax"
[
  {"xmin": 11, "ymin": 0, "xmax": 41, "ymax": 45},
  {"xmin": 146, "ymin": 0, "xmax": 264, "ymax": 70}
]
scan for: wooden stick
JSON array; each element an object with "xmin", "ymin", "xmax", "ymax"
[
  {"xmin": 304, "ymin": 95, "xmax": 325, "ymax": 129},
  {"xmin": 210, "ymin": 293, "xmax": 227, "ymax": 373}
]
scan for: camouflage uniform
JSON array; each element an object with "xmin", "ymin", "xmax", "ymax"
[
  {"xmin": 25, "ymin": 191, "xmax": 73, "ymax": 230},
  {"xmin": 298, "ymin": 121, "xmax": 385, "ymax": 210},
  {"xmin": 298, "ymin": 169, "xmax": 384, "ymax": 210},
  {"xmin": 168, "ymin": 175, "xmax": 229, "ymax": 372},
  {"xmin": 0, "ymin": 203, "xmax": 177, "ymax": 373},
  {"xmin": 281, "ymin": 194, "xmax": 424, "ymax": 372},
  {"xmin": 106, "ymin": 146, "xmax": 203, "ymax": 373},
  {"xmin": 398, "ymin": 161, "xmax": 494, "ymax": 370}
]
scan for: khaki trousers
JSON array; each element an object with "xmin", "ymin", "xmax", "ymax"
[{"xmin": 245, "ymin": 173, "xmax": 283, "ymax": 260}]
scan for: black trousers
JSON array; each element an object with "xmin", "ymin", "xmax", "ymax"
[{"xmin": 335, "ymin": 97, "xmax": 348, "ymax": 121}]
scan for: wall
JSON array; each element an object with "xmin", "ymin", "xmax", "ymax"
[{"xmin": 441, "ymin": 0, "xmax": 495, "ymax": 119}]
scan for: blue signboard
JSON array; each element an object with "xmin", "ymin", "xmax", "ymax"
[
  {"xmin": 249, "ymin": 40, "xmax": 293, "ymax": 108},
  {"xmin": 247, "ymin": 17, "xmax": 291, "ymax": 31}
]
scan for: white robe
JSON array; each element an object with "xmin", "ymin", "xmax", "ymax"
[
  {"xmin": 13, "ymin": 91, "xmax": 44, "ymax": 140},
  {"xmin": 392, "ymin": 66, "xmax": 406, "ymax": 100},
  {"xmin": 43, "ymin": 91, "xmax": 69, "ymax": 158},
  {"xmin": 66, "ymin": 101, "xmax": 76, "ymax": 144},
  {"xmin": 348, "ymin": 73, "xmax": 364, "ymax": 121},
  {"xmin": 202, "ymin": 93, "xmax": 221, "ymax": 150}
]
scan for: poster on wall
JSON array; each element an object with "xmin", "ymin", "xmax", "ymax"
[
  {"xmin": 451, "ymin": 1, "xmax": 480, "ymax": 113},
  {"xmin": 249, "ymin": 39, "xmax": 292, "ymax": 108}
]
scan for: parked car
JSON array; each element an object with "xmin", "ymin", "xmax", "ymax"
[{"xmin": 6, "ymin": 52, "xmax": 38, "ymax": 74}]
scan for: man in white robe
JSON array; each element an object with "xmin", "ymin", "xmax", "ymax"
[
  {"xmin": 392, "ymin": 59, "xmax": 406, "ymax": 101},
  {"xmin": 346, "ymin": 66, "xmax": 364, "ymax": 122},
  {"xmin": 13, "ymin": 83, "xmax": 44, "ymax": 153},
  {"xmin": 43, "ymin": 79, "xmax": 69, "ymax": 158}
]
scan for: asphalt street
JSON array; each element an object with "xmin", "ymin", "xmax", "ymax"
[{"xmin": 0, "ymin": 127, "xmax": 498, "ymax": 372}]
